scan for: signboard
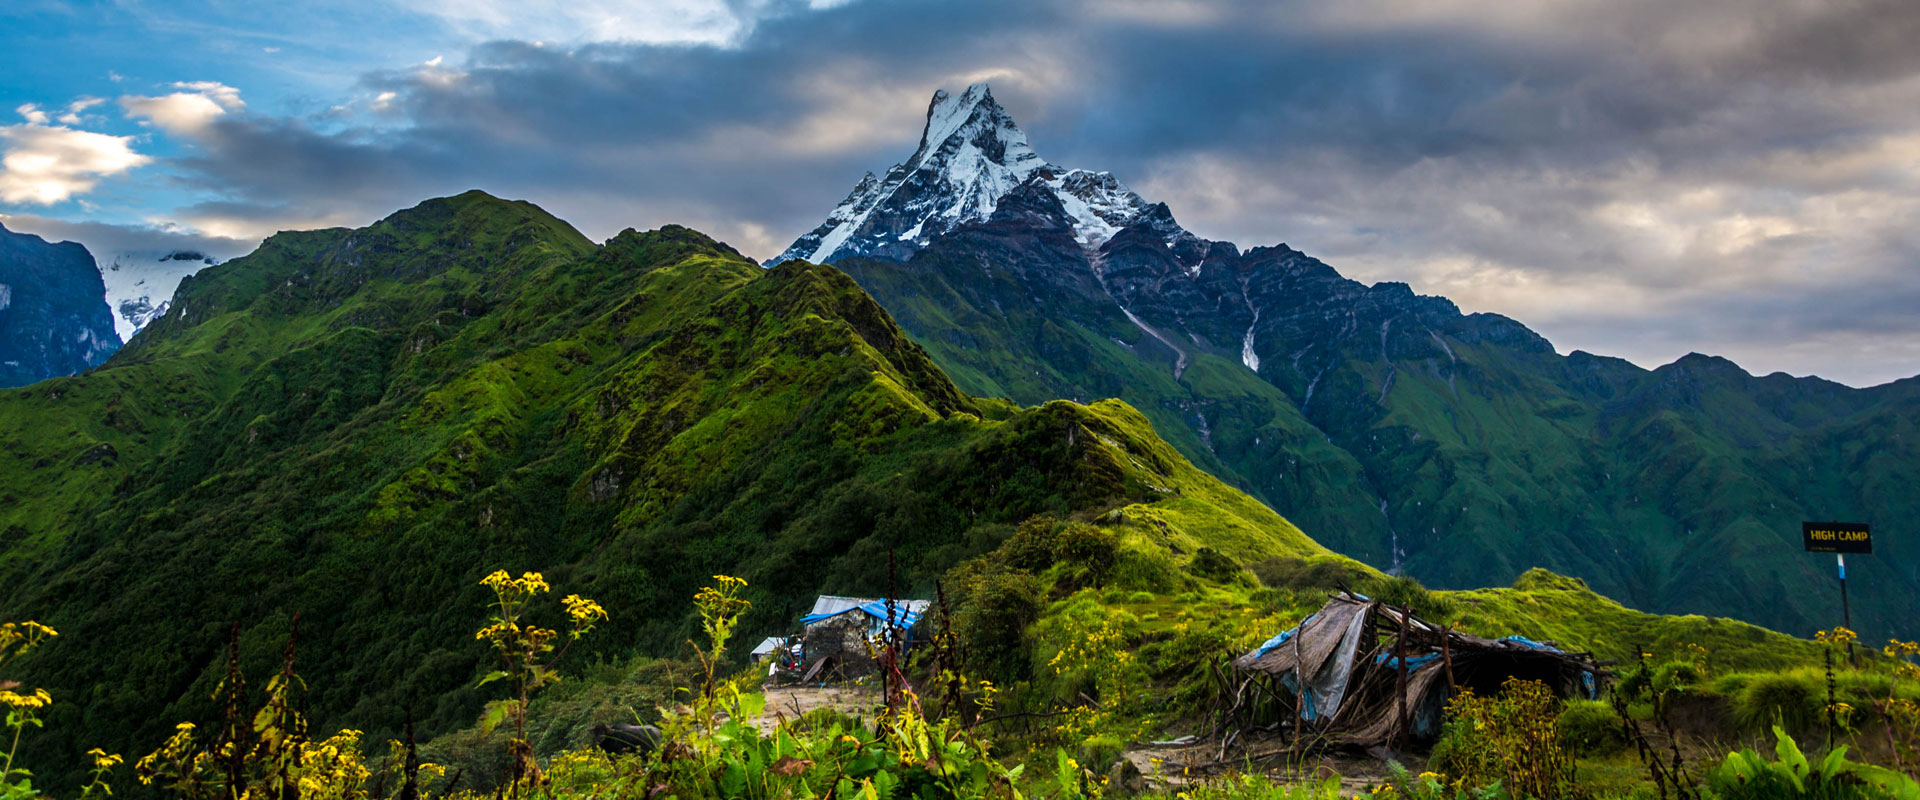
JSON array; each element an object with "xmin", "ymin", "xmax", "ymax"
[{"xmin": 1803, "ymin": 522, "xmax": 1872, "ymax": 554}]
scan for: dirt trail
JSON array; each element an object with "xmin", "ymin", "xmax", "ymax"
[
  {"xmin": 749, "ymin": 685, "xmax": 885, "ymax": 733},
  {"xmin": 1118, "ymin": 742, "xmax": 1412, "ymax": 794}
]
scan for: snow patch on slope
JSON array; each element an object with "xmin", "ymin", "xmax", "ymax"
[
  {"xmin": 99, "ymin": 250, "xmax": 219, "ymax": 339},
  {"xmin": 1041, "ymin": 169, "xmax": 1151, "ymax": 247}
]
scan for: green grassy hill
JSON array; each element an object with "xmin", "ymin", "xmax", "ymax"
[
  {"xmin": 0, "ymin": 192, "xmax": 1865, "ymax": 795},
  {"xmin": 0, "ymin": 192, "xmax": 1339, "ymax": 783}
]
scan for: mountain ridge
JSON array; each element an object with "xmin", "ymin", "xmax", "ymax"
[
  {"xmin": 0, "ymin": 189, "xmax": 1343, "ymax": 781},
  {"xmin": 779, "ymin": 84, "xmax": 1919, "ymax": 641}
]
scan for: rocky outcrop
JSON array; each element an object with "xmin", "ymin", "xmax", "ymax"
[{"xmin": 0, "ymin": 223, "xmax": 121, "ymax": 388}]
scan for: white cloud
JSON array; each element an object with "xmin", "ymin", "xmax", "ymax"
[
  {"xmin": 398, "ymin": 0, "xmax": 749, "ymax": 45},
  {"xmin": 119, "ymin": 81, "xmax": 246, "ymax": 137},
  {"xmin": 0, "ymin": 120, "xmax": 151, "ymax": 205},
  {"xmin": 15, "ymin": 104, "xmax": 49, "ymax": 125},
  {"xmin": 175, "ymin": 206, "xmax": 367, "ymax": 242},
  {"xmin": 57, "ymin": 97, "xmax": 105, "ymax": 125}
]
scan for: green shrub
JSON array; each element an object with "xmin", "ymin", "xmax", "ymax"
[
  {"xmin": 1054, "ymin": 522, "xmax": 1120, "ymax": 586},
  {"xmin": 1735, "ymin": 672, "xmax": 1822, "ymax": 732},
  {"xmin": 1111, "ymin": 548, "xmax": 1182, "ymax": 593},
  {"xmin": 1362, "ymin": 575, "xmax": 1460, "ymax": 622},
  {"xmin": 1000, "ymin": 515, "xmax": 1065, "ymax": 571},
  {"xmin": 1188, "ymin": 547, "xmax": 1243, "ymax": 583},
  {"xmin": 996, "ymin": 516, "xmax": 1119, "ymax": 589},
  {"xmin": 1558, "ymin": 699, "xmax": 1627, "ymax": 755},
  {"xmin": 948, "ymin": 564, "xmax": 1046, "ymax": 682},
  {"xmin": 1712, "ymin": 672, "xmax": 1757, "ymax": 697},
  {"xmin": 1655, "ymin": 660, "xmax": 1705, "ymax": 695},
  {"xmin": 1250, "ymin": 555, "xmax": 1367, "ymax": 590},
  {"xmin": 1078, "ymin": 733, "xmax": 1126, "ymax": 773},
  {"xmin": 1428, "ymin": 678, "xmax": 1576, "ymax": 800}
]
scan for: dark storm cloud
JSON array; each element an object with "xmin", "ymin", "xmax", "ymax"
[
  {"xmin": 1731, "ymin": 0, "xmax": 1920, "ymax": 84},
  {"xmin": 158, "ymin": 0, "xmax": 1064, "ymax": 246},
  {"xmin": 138, "ymin": 0, "xmax": 1920, "ymax": 385}
]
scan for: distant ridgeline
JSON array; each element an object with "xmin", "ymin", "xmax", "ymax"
[{"xmin": 776, "ymin": 83, "xmax": 1920, "ymax": 642}]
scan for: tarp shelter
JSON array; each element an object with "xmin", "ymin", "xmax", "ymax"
[
  {"xmin": 751, "ymin": 636, "xmax": 791, "ymax": 659},
  {"xmin": 800, "ymin": 596, "xmax": 930, "ymax": 637},
  {"xmin": 792, "ymin": 596, "xmax": 931, "ymax": 682},
  {"xmin": 1229, "ymin": 592, "xmax": 1604, "ymax": 748}
]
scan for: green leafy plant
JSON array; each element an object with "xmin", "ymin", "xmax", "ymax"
[
  {"xmin": 1877, "ymin": 639, "xmax": 1920, "ymax": 776},
  {"xmin": 1, "ymin": 621, "xmax": 58, "ymax": 799},
  {"xmin": 2, "ymin": 621, "xmax": 127, "ymax": 800},
  {"xmin": 1428, "ymin": 677, "xmax": 1578, "ymax": 800},
  {"xmin": 474, "ymin": 570, "xmax": 607, "ymax": 792},
  {"xmin": 1706, "ymin": 726, "xmax": 1920, "ymax": 800},
  {"xmin": 132, "ymin": 619, "xmax": 444, "ymax": 800}
]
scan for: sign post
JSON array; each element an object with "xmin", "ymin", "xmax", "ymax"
[{"xmin": 1803, "ymin": 522, "xmax": 1871, "ymax": 660}]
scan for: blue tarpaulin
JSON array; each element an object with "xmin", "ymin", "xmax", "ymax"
[
  {"xmin": 1254, "ymin": 612, "xmax": 1317, "ymax": 658},
  {"xmin": 1500, "ymin": 635, "xmax": 1562, "ymax": 653},
  {"xmin": 800, "ymin": 600, "xmax": 924, "ymax": 630},
  {"xmin": 1374, "ymin": 652, "xmax": 1442, "ymax": 670},
  {"xmin": 1254, "ymin": 628, "xmax": 1298, "ymax": 659}
]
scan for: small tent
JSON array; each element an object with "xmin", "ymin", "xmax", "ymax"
[
  {"xmin": 1230, "ymin": 592, "xmax": 1604, "ymax": 747},
  {"xmin": 750, "ymin": 636, "xmax": 791, "ymax": 659}
]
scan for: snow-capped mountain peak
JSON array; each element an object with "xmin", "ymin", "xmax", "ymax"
[
  {"xmin": 768, "ymin": 83, "xmax": 1184, "ymax": 266},
  {"xmin": 99, "ymin": 249, "xmax": 220, "ymax": 340},
  {"xmin": 917, "ymin": 83, "xmax": 994, "ymax": 156}
]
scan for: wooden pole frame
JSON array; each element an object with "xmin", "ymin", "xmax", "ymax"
[{"xmin": 1395, "ymin": 605, "xmax": 1410, "ymax": 751}]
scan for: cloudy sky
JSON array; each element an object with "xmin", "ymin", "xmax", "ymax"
[{"xmin": 3, "ymin": 0, "xmax": 1917, "ymax": 386}]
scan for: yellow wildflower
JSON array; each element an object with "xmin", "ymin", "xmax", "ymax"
[
  {"xmin": 1817, "ymin": 627, "xmax": 1858, "ymax": 647},
  {"xmin": 87, "ymin": 748, "xmax": 124, "ymax": 771},
  {"xmin": 515, "ymin": 572, "xmax": 549, "ymax": 594},
  {"xmin": 474, "ymin": 621, "xmax": 517, "ymax": 642},
  {"xmin": 0, "ymin": 687, "xmax": 52, "ymax": 709},
  {"xmin": 562, "ymin": 594, "xmax": 608, "ymax": 625}
]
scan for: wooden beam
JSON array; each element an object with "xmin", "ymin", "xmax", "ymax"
[{"xmin": 1395, "ymin": 605, "xmax": 1410, "ymax": 750}]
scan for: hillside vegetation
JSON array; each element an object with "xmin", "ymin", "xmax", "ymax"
[
  {"xmin": 0, "ymin": 192, "xmax": 1335, "ymax": 785},
  {"xmin": 838, "ymin": 198, "xmax": 1920, "ymax": 643},
  {"xmin": 0, "ymin": 192, "xmax": 1881, "ymax": 798}
]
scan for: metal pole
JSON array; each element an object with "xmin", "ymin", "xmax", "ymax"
[{"xmin": 1839, "ymin": 554, "xmax": 1855, "ymax": 661}]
